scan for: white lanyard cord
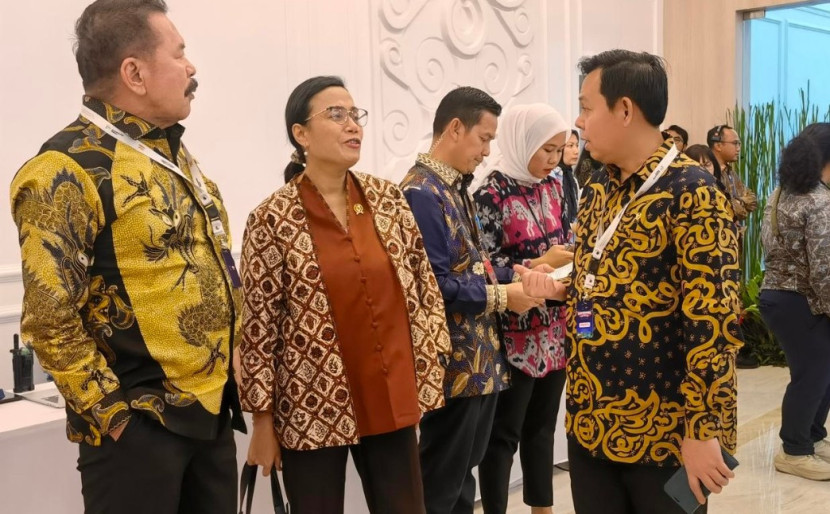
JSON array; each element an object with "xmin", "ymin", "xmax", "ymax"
[
  {"xmin": 80, "ymin": 106, "xmax": 229, "ymax": 248},
  {"xmin": 583, "ymin": 145, "xmax": 679, "ymax": 292}
]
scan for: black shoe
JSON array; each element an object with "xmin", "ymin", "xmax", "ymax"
[{"xmin": 736, "ymin": 352, "xmax": 760, "ymax": 369}]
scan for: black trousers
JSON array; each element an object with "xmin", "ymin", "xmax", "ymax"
[
  {"xmin": 479, "ymin": 367, "xmax": 566, "ymax": 512},
  {"xmin": 419, "ymin": 393, "xmax": 499, "ymax": 514},
  {"xmin": 568, "ymin": 439, "xmax": 706, "ymax": 514},
  {"xmin": 77, "ymin": 413, "xmax": 237, "ymax": 514},
  {"xmin": 280, "ymin": 425, "xmax": 424, "ymax": 514},
  {"xmin": 760, "ymin": 289, "xmax": 830, "ymax": 455}
]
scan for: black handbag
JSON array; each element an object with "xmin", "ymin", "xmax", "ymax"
[{"xmin": 238, "ymin": 463, "xmax": 289, "ymax": 514}]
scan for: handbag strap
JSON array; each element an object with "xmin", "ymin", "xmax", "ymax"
[{"xmin": 239, "ymin": 463, "xmax": 288, "ymax": 514}]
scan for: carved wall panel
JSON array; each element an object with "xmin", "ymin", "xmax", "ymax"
[{"xmin": 371, "ymin": 0, "xmax": 547, "ymax": 181}]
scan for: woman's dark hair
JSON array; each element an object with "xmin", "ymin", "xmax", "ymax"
[
  {"xmin": 686, "ymin": 143, "xmax": 730, "ymax": 199},
  {"xmin": 284, "ymin": 76, "xmax": 346, "ymax": 183},
  {"xmin": 685, "ymin": 144, "xmax": 721, "ymax": 179},
  {"xmin": 557, "ymin": 130, "xmax": 580, "ymax": 232},
  {"xmin": 74, "ymin": 0, "xmax": 168, "ymax": 93},
  {"xmin": 779, "ymin": 123, "xmax": 830, "ymax": 194},
  {"xmin": 577, "ymin": 49, "xmax": 668, "ymax": 127}
]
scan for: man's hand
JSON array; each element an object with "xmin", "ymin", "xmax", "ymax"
[
  {"xmin": 248, "ymin": 412, "xmax": 282, "ymax": 475},
  {"xmin": 680, "ymin": 437, "xmax": 734, "ymax": 505},
  {"xmin": 731, "ymin": 198, "xmax": 748, "ymax": 221},
  {"xmin": 504, "ymin": 282, "xmax": 545, "ymax": 314},
  {"xmin": 743, "ymin": 191, "xmax": 759, "ymax": 212},
  {"xmin": 512, "ymin": 264, "xmax": 567, "ymax": 301},
  {"xmin": 233, "ymin": 347, "xmax": 242, "ymax": 386}
]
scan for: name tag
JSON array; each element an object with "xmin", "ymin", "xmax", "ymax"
[{"xmin": 576, "ymin": 298, "xmax": 595, "ymax": 339}]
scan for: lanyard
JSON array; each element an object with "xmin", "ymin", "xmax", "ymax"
[
  {"xmin": 520, "ymin": 186, "xmax": 554, "ymax": 249},
  {"xmin": 80, "ymin": 106, "xmax": 230, "ymax": 249},
  {"xmin": 582, "ymin": 145, "xmax": 679, "ymax": 293}
]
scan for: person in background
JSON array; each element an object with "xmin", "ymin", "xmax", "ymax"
[
  {"xmin": 551, "ymin": 129, "xmax": 581, "ymax": 236},
  {"xmin": 760, "ymin": 122, "xmax": 830, "ymax": 481},
  {"xmin": 685, "ymin": 144, "xmax": 719, "ymax": 178},
  {"xmin": 666, "ymin": 124, "xmax": 689, "ymax": 152},
  {"xmin": 400, "ymin": 86, "xmax": 543, "ymax": 514},
  {"xmin": 474, "ymin": 103, "xmax": 573, "ymax": 514},
  {"xmin": 708, "ymin": 124, "xmax": 758, "ymax": 222},
  {"xmin": 240, "ymin": 75, "xmax": 450, "ymax": 514},
  {"xmin": 514, "ymin": 49, "xmax": 743, "ymax": 514},
  {"xmin": 10, "ymin": 1, "xmax": 246, "ymax": 512},
  {"xmin": 708, "ymin": 123, "xmax": 760, "ymax": 369},
  {"xmin": 685, "ymin": 144, "xmax": 733, "ymax": 195}
]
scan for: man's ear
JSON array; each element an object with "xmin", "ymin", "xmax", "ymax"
[
  {"xmin": 618, "ymin": 97, "xmax": 635, "ymax": 127},
  {"xmin": 447, "ymin": 118, "xmax": 465, "ymax": 142},
  {"xmin": 119, "ymin": 57, "xmax": 147, "ymax": 96}
]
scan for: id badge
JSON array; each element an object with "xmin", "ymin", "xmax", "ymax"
[
  {"xmin": 221, "ymin": 249, "xmax": 242, "ymax": 288},
  {"xmin": 575, "ymin": 298, "xmax": 595, "ymax": 339}
]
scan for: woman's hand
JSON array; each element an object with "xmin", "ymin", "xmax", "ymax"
[
  {"xmin": 512, "ymin": 264, "xmax": 567, "ymax": 301},
  {"xmin": 544, "ymin": 245, "xmax": 575, "ymax": 268},
  {"xmin": 247, "ymin": 412, "xmax": 282, "ymax": 475},
  {"xmin": 530, "ymin": 245, "xmax": 575, "ymax": 269},
  {"xmin": 504, "ymin": 282, "xmax": 546, "ymax": 314}
]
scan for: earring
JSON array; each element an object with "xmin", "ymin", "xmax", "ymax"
[{"xmin": 302, "ymin": 149, "xmax": 308, "ymax": 168}]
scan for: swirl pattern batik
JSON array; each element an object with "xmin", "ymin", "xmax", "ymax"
[{"xmin": 564, "ymin": 139, "xmax": 744, "ymax": 466}]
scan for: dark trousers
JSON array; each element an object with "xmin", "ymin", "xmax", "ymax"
[
  {"xmin": 760, "ymin": 289, "xmax": 830, "ymax": 455},
  {"xmin": 77, "ymin": 413, "xmax": 237, "ymax": 514},
  {"xmin": 419, "ymin": 393, "xmax": 499, "ymax": 514},
  {"xmin": 479, "ymin": 367, "xmax": 566, "ymax": 513},
  {"xmin": 280, "ymin": 425, "xmax": 424, "ymax": 514},
  {"xmin": 568, "ymin": 439, "xmax": 705, "ymax": 514}
]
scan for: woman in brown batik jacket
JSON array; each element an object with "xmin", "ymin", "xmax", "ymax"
[{"xmin": 238, "ymin": 76, "xmax": 450, "ymax": 514}]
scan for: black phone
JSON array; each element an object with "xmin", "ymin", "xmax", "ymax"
[{"xmin": 663, "ymin": 447, "xmax": 739, "ymax": 514}]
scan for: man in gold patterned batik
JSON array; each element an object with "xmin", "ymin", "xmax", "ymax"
[
  {"xmin": 9, "ymin": 1, "xmax": 245, "ymax": 512},
  {"xmin": 515, "ymin": 50, "xmax": 744, "ymax": 514}
]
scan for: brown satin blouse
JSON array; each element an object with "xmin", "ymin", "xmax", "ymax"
[{"xmin": 298, "ymin": 173, "xmax": 420, "ymax": 437}]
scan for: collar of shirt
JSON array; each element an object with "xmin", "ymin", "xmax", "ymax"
[
  {"xmin": 82, "ymin": 95, "xmax": 186, "ymax": 151},
  {"xmin": 416, "ymin": 153, "xmax": 472, "ymax": 191},
  {"xmin": 605, "ymin": 137, "xmax": 676, "ymax": 189}
]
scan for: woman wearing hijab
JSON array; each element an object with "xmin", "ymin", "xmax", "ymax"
[{"xmin": 474, "ymin": 103, "xmax": 574, "ymax": 514}]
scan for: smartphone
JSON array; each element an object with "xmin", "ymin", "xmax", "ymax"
[{"xmin": 663, "ymin": 448, "xmax": 739, "ymax": 514}]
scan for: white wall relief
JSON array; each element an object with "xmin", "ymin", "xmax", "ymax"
[{"xmin": 372, "ymin": 0, "xmax": 547, "ymax": 181}]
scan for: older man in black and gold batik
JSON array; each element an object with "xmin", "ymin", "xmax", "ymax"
[{"xmin": 10, "ymin": 2, "xmax": 244, "ymax": 513}]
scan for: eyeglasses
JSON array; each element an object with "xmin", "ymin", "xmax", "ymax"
[
  {"xmin": 720, "ymin": 140, "xmax": 742, "ymax": 147},
  {"xmin": 306, "ymin": 106, "xmax": 368, "ymax": 127}
]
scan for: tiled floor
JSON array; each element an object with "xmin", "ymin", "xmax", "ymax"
[{"xmin": 479, "ymin": 366, "xmax": 830, "ymax": 514}]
